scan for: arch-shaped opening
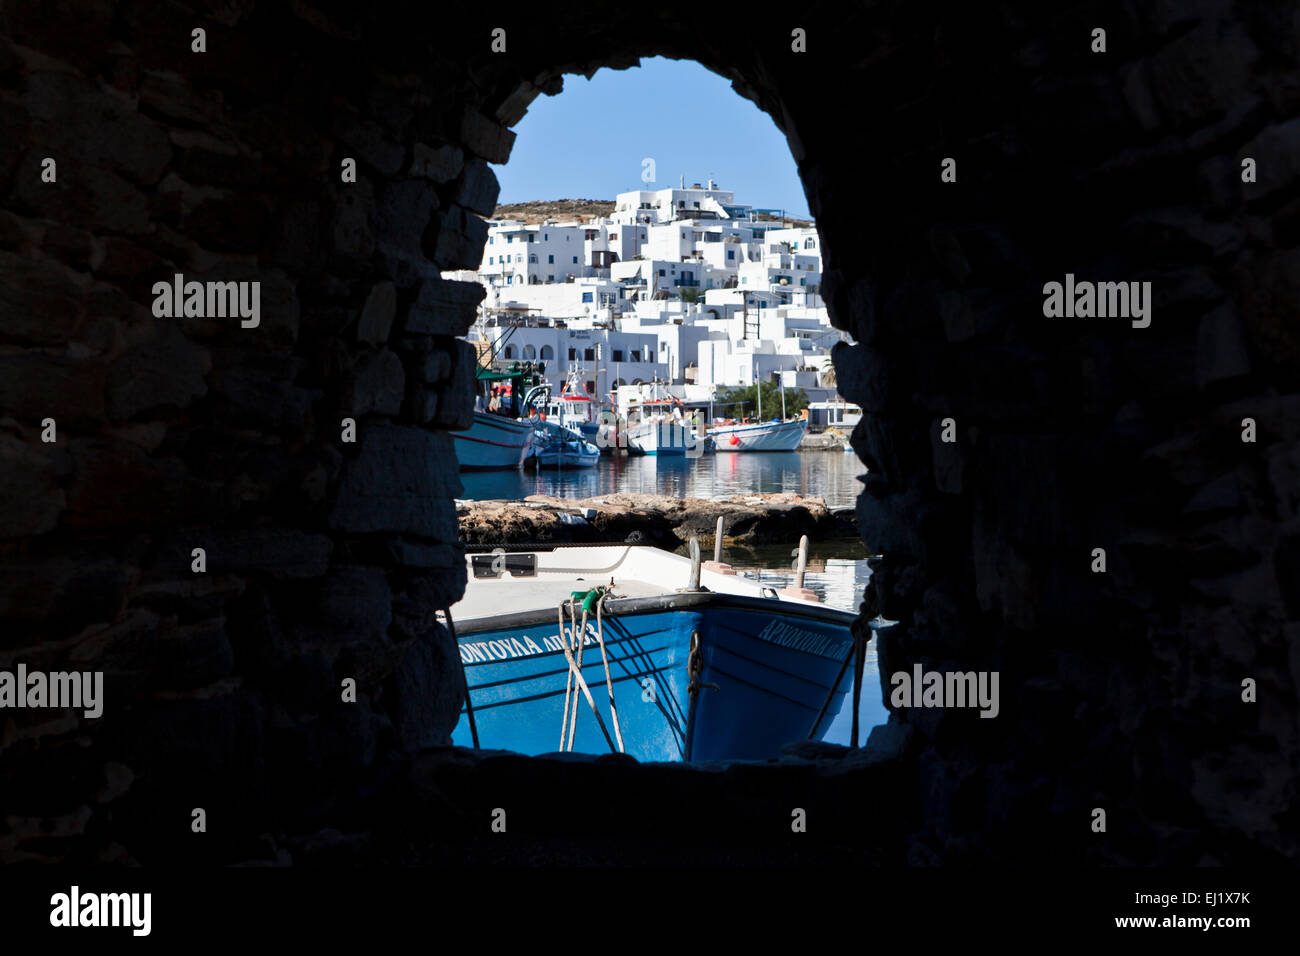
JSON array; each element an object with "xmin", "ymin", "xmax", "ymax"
[{"xmin": 454, "ymin": 55, "xmax": 882, "ymax": 763}]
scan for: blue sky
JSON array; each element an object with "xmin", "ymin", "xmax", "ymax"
[{"xmin": 495, "ymin": 57, "xmax": 811, "ymax": 220}]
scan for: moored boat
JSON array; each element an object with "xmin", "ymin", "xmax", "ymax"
[
  {"xmin": 709, "ymin": 417, "xmax": 808, "ymax": 452},
  {"xmin": 452, "ymin": 361, "xmax": 549, "ymax": 471},
  {"xmin": 621, "ymin": 381, "xmax": 699, "ymax": 457},
  {"xmin": 625, "ymin": 418, "xmax": 697, "ymax": 456},
  {"xmin": 529, "ymin": 420, "xmax": 600, "ymax": 468},
  {"xmin": 449, "ymin": 544, "xmax": 860, "ymax": 762},
  {"xmin": 452, "ymin": 411, "xmax": 537, "ymax": 470}
]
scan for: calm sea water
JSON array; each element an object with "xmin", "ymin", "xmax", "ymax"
[{"xmin": 458, "ymin": 448, "xmax": 866, "ymax": 509}]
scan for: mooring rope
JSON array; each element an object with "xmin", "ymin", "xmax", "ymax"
[
  {"xmin": 594, "ymin": 590, "xmax": 624, "ymax": 753},
  {"xmin": 554, "ymin": 595, "xmax": 617, "ymax": 753},
  {"xmin": 558, "ymin": 602, "xmax": 575, "ymax": 750}
]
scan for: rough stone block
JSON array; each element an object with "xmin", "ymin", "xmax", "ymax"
[
  {"xmin": 0, "ymin": 433, "xmax": 67, "ymax": 538},
  {"xmin": 418, "ymin": 348, "xmax": 453, "ymax": 383},
  {"xmin": 406, "ymin": 385, "xmax": 439, "ymax": 424},
  {"xmin": 139, "ymin": 69, "xmax": 223, "ymax": 125},
  {"xmin": 331, "ymin": 110, "xmax": 404, "ymax": 176},
  {"xmin": 346, "ymin": 347, "xmax": 405, "ymax": 417},
  {"xmin": 318, "ymin": 566, "xmax": 392, "ymax": 645},
  {"xmin": 1239, "ymin": 117, "xmax": 1300, "ymax": 201},
  {"xmin": 357, "ymin": 281, "xmax": 396, "ymax": 344},
  {"xmin": 454, "ymin": 159, "xmax": 500, "ymax": 217},
  {"xmin": 0, "ymin": 352, "xmax": 108, "ymax": 427},
  {"xmin": 330, "ymin": 180, "xmax": 376, "ymax": 269},
  {"xmin": 387, "ymin": 539, "xmax": 459, "ymax": 570},
  {"xmin": 459, "ymin": 108, "xmax": 515, "ymax": 164},
  {"xmin": 1141, "ymin": 23, "xmax": 1256, "ymax": 129},
  {"xmin": 431, "ymin": 205, "xmax": 488, "ymax": 271},
  {"xmin": 494, "ymin": 81, "xmax": 542, "ymax": 126},
  {"xmin": 188, "ymin": 528, "xmax": 333, "ymax": 579},
  {"xmin": 0, "ymin": 250, "xmax": 86, "ymax": 346},
  {"xmin": 391, "ymin": 627, "xmax": 462, "ymax": 750},
  {"xmin": 433, "ymin": 340, "xmax": 478, "ymax": 431},
  {"xmin": 329, "ymin": 425, "xmax": 463, "ymax": 536},
  {"xmin": 1196, "ymin": 302, "xmax": 1251, "ymax": 387},
  {"xmin": 106, "ymin": 322, "xmax": 211, "ymax": 422},
  {"xmin": 375, "ymin": 178, "xmax": 440, "ymax": 264},
  {"xmin": 405, "ymin": 278, "xmax": 484, "ymax": 337},
  {"xmin": 831, "ymin": 340, "xmax": 888, "ymax": 414},
  {"xmin": 21, "ymin": 70, "xmax": 171, "ymax": 185},
  {"xmin": 69, "ymin": 611, "xmax": 234, "ymax": 692},
  {"xmin": 62, "ymin": 439, "xmax": 196, "ymax": 531},
  {"xmin": 410, "ymin": 143, "xmax": 463, "ymax": 183}
]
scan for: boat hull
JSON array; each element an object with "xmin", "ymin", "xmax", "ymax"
[
  {"xmin": 710, "ymin": 418, "xmax": 808, "ymax": 452},
  {"xmin": 533, "ymin": 447, "xmax": 599, "ymax": 468},
  {"xmin": 451, "ymin": 592, "xmax": 855, "ymax": 762},
  {"xmin": 452, "ymin": 412, "xmax": 536, "ymax": 470},
  {"xmin": 626, "ymin": 420, "xmax": 696, "ymax": 457}
]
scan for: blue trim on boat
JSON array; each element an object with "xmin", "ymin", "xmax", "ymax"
[{"xmin": 451, "ymin": 590, "xmax": 856, "ymax": 762}]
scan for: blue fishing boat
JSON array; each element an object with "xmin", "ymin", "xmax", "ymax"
[
  {"xmin": 528, "ymin": 420, "xmax": 600, "ymax": 469},
  {"xmin": 449, "ymin": 544, "xmax": 861, "ymax": 762}
]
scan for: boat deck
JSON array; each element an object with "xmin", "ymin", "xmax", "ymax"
[
  {"xmin": 451, "ymin": 544, "xmax": 845, "ymax": 629},
  {"xmin": 454, "ymin": 574, "xmax": 668, "ymax": 621}
]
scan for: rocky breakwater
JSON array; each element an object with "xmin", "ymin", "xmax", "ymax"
[{"xmin": 458, "ymin": 493, "xmax": 859, "ymax": 551}]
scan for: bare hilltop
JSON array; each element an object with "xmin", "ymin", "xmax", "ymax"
[
  {"xmin": 490, "ymin": 199, "xmax": 614, "ymax": 223},
  {"xmin": 491, "ymin": 198, "xmax": 813, "ymax": 227}
]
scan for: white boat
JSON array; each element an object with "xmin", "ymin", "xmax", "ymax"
[
  {"xmin": 452, "ymin": 411, "xmax": 537, "ymax": 470},
  {"xmin": 548, "ymin": 366, "xmax": 601, "ymax": 441},
  {"xmin": 622, "ymin": 381, "xmax": 699, "ymax": 457},
  {"xmin": 626, "ymin": 419, "xmax": 697, "ymax": 456},
  {"xmin": 709, "ymin": 418, "xmax": 808, "ymax": 452}
]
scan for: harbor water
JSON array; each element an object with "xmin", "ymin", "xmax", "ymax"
[{"xmin": 459, "ymin": 447, "xmax": 865, "ymax": 509}]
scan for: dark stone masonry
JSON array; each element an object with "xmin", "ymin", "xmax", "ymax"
[{"xmin": 0, "ymin": 1, "xmax": 1296, "ymax": 865}]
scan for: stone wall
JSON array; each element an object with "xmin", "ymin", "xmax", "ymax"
[{"xmin": 0, "ymin": 1, "xmax": 1295, "ymax": 864}]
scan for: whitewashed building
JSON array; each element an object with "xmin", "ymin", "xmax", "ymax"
[{"xmin": 456, "ymin": 181, "xmax": 852, "ymax": 410}]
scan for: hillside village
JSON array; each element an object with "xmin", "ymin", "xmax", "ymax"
[{"xmin": 446, "ymin": 180, "xmax": 858, "ymax": 428}]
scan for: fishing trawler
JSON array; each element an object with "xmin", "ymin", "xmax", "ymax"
[
  {"xmin": 452, "ymin": 362, "xmax": 549, "ymax": 471},
  {"xmin": 547, "ymin": 366, "xmax": 603, "ymax": 443},
  {"xmin": 448, "ymin": 540, "xmax": 874, "ymax": 762},
  {"xmin": 622, "ymin": 381, "xmax": 699, "ymax": 457}
]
